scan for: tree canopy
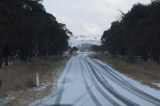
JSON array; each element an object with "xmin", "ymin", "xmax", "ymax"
[
  {"xmin": 0, "ymin": 0, "xmax": 71, "ymax": 66},
  {"xmin": 101, "ymin": 0, "xmax": 160, "ymax": 62}
]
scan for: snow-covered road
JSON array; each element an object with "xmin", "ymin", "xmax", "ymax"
[{"xmin": 30, "ymin": 54, "xmax": 160, "ymax": 106}]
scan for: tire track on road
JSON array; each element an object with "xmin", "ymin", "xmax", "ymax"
[
  {"xmin": 84, "ymin": 58, "xmax": 140, "ymax": 106},
  {"xmin": 54, "ymin": 60, "xmax": 73, "ymax": 105},
  {"xmin": 90, "ymin": 58, "xmax": 160, "ymax": 106},
  {"xmin": 80, "ymin": 58, "xmax": 120, "ymax": 106},
  {"xmin": 79, "ymin": 58, "xmax": 102, "ymax": 106}
]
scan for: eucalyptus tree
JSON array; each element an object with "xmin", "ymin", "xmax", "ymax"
[
  {"xmin": 0, "ymin": 0, "xmax": 71, "ymax": 67},
  {"xmin": 101, "ymin": 0, "xmax": 160, "ymax": 62}
]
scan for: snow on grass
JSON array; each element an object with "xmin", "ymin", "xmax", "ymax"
[{"xmin": 0, "ymin": 93, "xmax": 14, "ymax": 106}]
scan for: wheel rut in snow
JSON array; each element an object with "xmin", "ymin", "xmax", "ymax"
[
  {"xmin": 80, "ymin": 58, "xmax": 120, "ymax": 106},
  {"xmin": 80, "ymin": 59, "xmax": 102, "ymax": 106},
  {"xmin": 89, "ymin": 58, "xmax": 160, "ymax": 106},
  {"xmin": 54, "ymin": 60, "xmax": 73, "ymax": 105},
  {"xmin": 84, "ymin": 58, "xmax": 140, "ymax": 106}
]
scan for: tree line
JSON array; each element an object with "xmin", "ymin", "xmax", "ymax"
[
  {"xmin": 101, "ymin": 0, "xmax": 160, "ymax": 62},
  {"xmin": 0, "ymin": 0, "xmax": 71, "ymax": 67}
]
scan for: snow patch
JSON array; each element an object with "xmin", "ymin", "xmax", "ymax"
[
  {"xmin": 0, "ymin": 93, "xmax": 14, "ymax": 106},
  {"xmin": 152, "ymin": 81, "xmax": 160, "ymax": 88},
  {"xmin": 32, "ymin": 82, "xmax": 47, "ymax": 91}
]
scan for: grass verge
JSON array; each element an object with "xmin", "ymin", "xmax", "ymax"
[{"xmin": 0, "ymin": 55, "xmax": 69, "ymax": 106}]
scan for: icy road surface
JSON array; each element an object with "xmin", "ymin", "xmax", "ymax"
[{"xmin": 30, "ymin": 55, "xmax": 160, "ymax": 106}]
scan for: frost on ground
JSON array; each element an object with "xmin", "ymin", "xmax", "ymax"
[
  {"xmin": 30, "ymin": 54, "xmax": 160, "ymax": 106},
  {"xmin": 0, "ymin": 82, "xmax": 48, "ymax": 106},
  {"xmin": 32, "ymin": 82, "xmax": 47, "ymax": 91},
  {"xmin": 0, "ymin": 93, "xmax": 14, "ymax": 106},
  {"xmin": 152, "ymin": 81, "xmax": 160, "ymax": 88},
  {"xmin": 0, "ymin": 56, "xmax": 68, "ymax": 106}
]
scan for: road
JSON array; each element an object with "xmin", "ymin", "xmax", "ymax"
[{"xmin": 30, "ymin": 54, "xmax": 160, "ymax": 106}]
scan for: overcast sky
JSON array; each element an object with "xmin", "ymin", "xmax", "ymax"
[{"xmin": 42, "ymin": 0, "xmax": 151, "ymax": 38}]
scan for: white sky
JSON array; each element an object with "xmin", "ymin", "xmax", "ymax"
[{"xmin": 42, "ymin": 0, "xmax": 151, "ymax": 38}]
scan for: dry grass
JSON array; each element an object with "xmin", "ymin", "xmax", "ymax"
[
  {"xmin": 0, "ymin": 55, "xmax": 69, "ymax": 105},
  {"xmin": 91, "ymin": 53, "xmax": 160, "ymax": 88}
]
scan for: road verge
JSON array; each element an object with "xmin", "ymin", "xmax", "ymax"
[
  {"xmin": 90, "ymin": 53, "xmax": 160, "ymax": 90},
  {"xmin": 0, "ymin": 56, "xmax": 69, "ymax": 106}
]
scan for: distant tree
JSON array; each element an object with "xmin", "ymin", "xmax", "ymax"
[
  {"xmin": 91, "ymin": 45, "xmax": 101, "ymax": 52},
  {"xmin": 72, "ymin": 47, "xmax": 78, "ymax": 51},
  {"xmin": 69, "ymin": 47, "xmax": 78, "ymax": 55}
]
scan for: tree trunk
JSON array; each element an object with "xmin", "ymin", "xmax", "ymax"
[
  {"xmin": 0, "ymin": 57, "xmax": 3, "ymax": 68},
  {"xmin": 4, "ymin": 55, "xmax": 8, "ymax": 66}
]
